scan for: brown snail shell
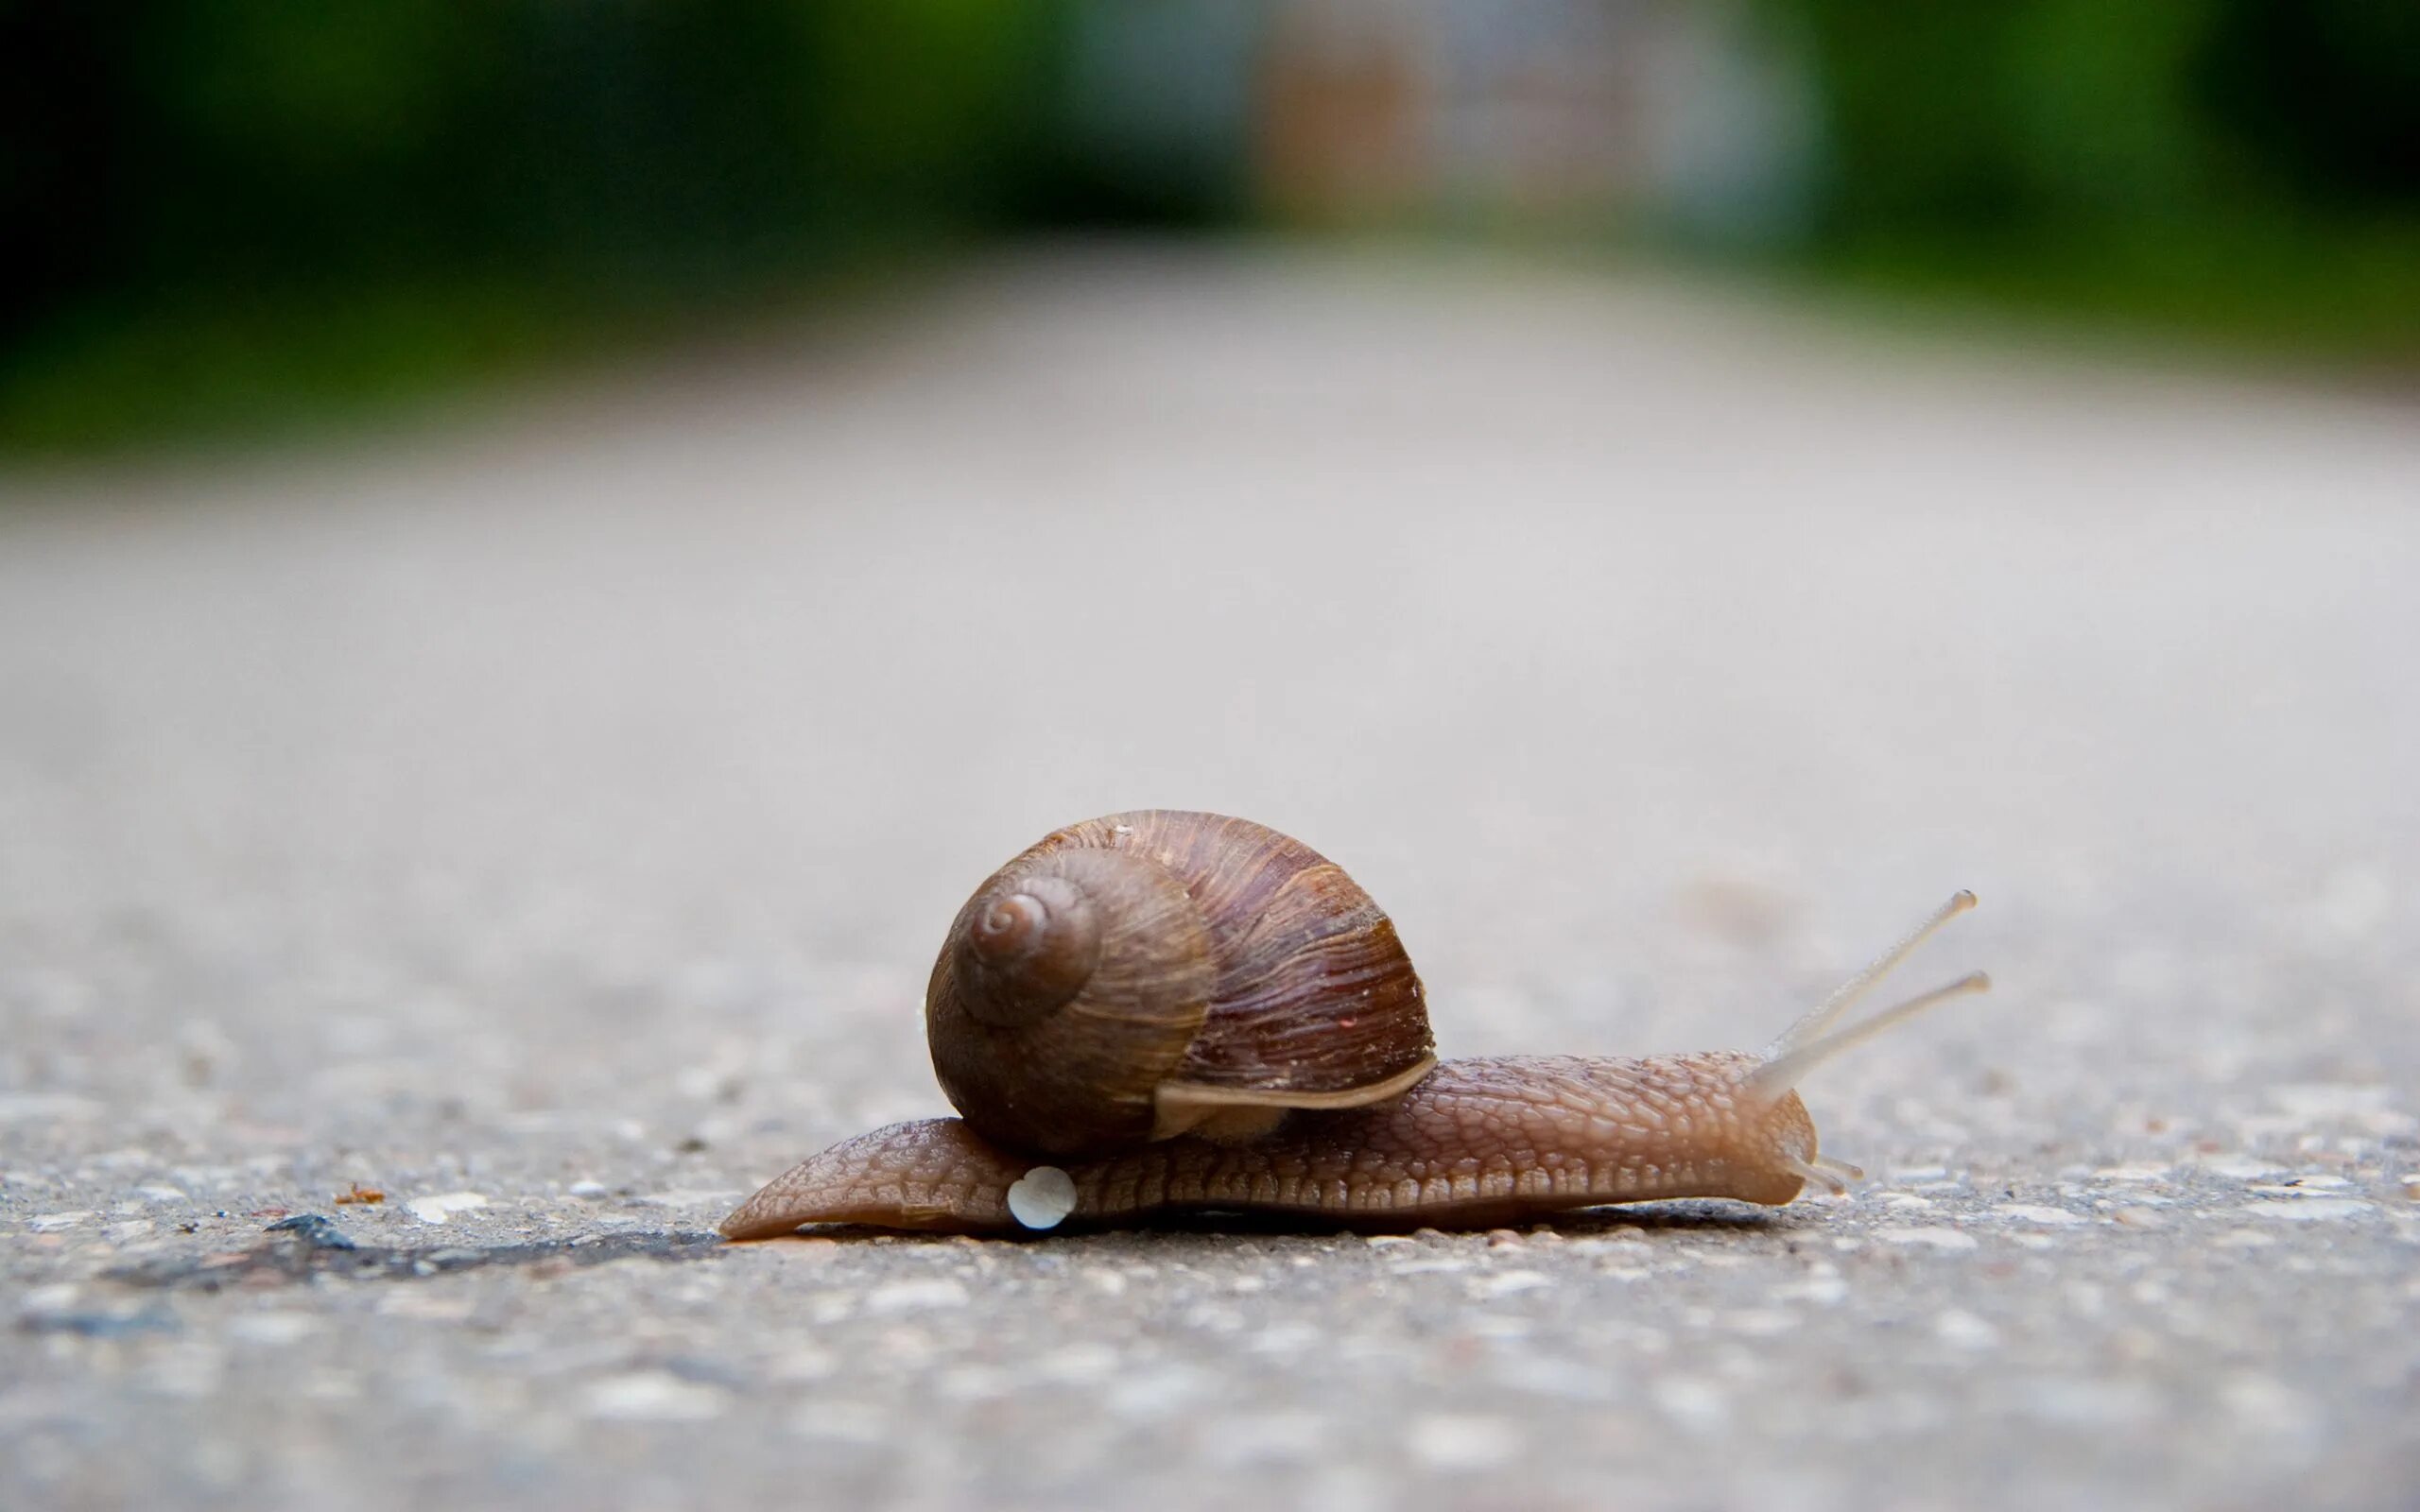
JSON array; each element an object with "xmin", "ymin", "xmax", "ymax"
[{"xmin": 925, "ymin": 811, "xmax": 1438, "ymax": 1159}]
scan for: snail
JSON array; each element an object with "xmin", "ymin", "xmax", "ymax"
[{"xmin": 721, "ymin": 810, "xmax": 1986, "ymax": 1239}]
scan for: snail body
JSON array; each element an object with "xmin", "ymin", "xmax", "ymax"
[{"xmin": 723, "ymin": 812, "xmax": 1985, "ymax": 1239}]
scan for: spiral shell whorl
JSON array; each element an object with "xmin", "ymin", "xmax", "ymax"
[
  {"xmin": 957, "ymin": 875, "xmax": 1099, "ymax": 1026},
  {"xmin": 928, "ymin": 842, "xmax": 1214, "ymax": 1157}
]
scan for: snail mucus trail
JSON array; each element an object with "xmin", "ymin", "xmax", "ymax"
[{"xmin": 721, "ymin": 811, "xmax": 1987, "ymax": 1239}]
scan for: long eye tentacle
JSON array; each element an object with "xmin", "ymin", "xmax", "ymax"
[
  {"xmin": 1747, "ymin": 891, "xmax": 1986, "ymax": 1102},
  {"xmin": 1750, "ymin": 971, "xmax": 1989, "ymax": 1099},
  {"xmin": 1760, "ymin": 890, "xmax": 1976, "ymax": 1061}
]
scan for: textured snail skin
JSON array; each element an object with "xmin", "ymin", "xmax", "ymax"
[{"xmin": 719, "ymin": 1053, "xmax": 1817, "ymax": 1239}]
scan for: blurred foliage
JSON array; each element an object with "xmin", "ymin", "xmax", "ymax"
[
  {"xmin": 4, "ymin": 1, "xmax": 2415, "ymax": 454},
  {"xmin": 1764, "ymin": 0, "xmax": 2420, "ymax": 358},
  {"xmin": 0, "ymin": 0, "xmax": 1065, "ymax": 452}
]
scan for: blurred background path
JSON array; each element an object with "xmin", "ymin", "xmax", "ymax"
[{"xmin": 3, "ymin": 245, "xmax": 2416, "ymax": 1510}]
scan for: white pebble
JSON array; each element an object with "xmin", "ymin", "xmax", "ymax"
[
  {"xmin": 1006, "ymin": 1165, "xmax": 1077, "ymax": 1230},
  {"xmin": 1773, "ymin": 1275, "xmax": 1849, "ymax": 1306},
  {"xmin": 1995, "ymin": 1203, "xmax": 2086, "ymax": 1226},
  {"xmin": 584, "ymin": 1372, "xmax": 726, "ymax": 1422},
  {"xmin": 1935, "ymin": 1308, "xmax": 2001, "ymax": 1349},
  {"xmin": 17, "ymin": 1283, "xmax": 80, "ymax": 1317},
  {"xmin": 2241, "ymin": 1198, "xmax": 2374, "ymax": 1222},
  {"xmin": 1470, "ymin": 1270, "xmax": 1551, "ymax": 1299},
  {"xmin": 864, "ymin": 1279, "xmax": 969, "ymax": 1314},
  {"xmin": 788, "ymin": 1402, "xmax": 890, "ymax": 1442},
  {"xmin": 406, "ymin": 1192, "xmax": 488, "ymax": 1224},
  {"xmin": 1651, "ymin": 1378, "xmax": 1732, "ymax": 1435},
  {"xmin": 2016, "ymin": 1376, "xmax": 2157, "ymax": 1427},
  {"xmin": 1387, "ymin": 1256, "xmax": 1473, "ymax": 1276},
  {"xmin": 567, "ymin": 1180, "xmax": 609, "ymax": 1198},
  {"xmin": 1208, "ymin": 1412, "xmax": 1326, "ymax": 1467},
  {"xmin": 1408, "ymin": 1413, "xmax": 1522, "ymax": 1471},
  {"xmin": 29, "ymin": 1211, "xmax": 93, "ymax": 1232},
  {"xmin": 2196, "ymin": 1156, "xmax": 2284, "ymax": 1180},
  {"xmin": 1101, "ymin": 1365, "xmax": 1211, "ymax": 1421},
  {"xmin": 0, "ymin": 1094, "xmax": 103, "ymax": 1122},
  {"xmin": 1876, "ymin": 1226, "xmax": 1979, "ymax": 1251},
  {"xmin": 1724, "ymin": 1309, "xmax": 1798, "ymax": 1338},
  {"xmin": 2220, "ymin": 1372, "xmax": 2320, "ymax": 1438},
  {"xmin": 227, "ymin": 1313, "xmax": 318, "ymax": 1348}
]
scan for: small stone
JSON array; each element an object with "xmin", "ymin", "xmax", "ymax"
[
  {"xmin": 2242, "ymin": 1197, "xmax": 2374, "ymax": 1222},
  {"xmin": 1774, "ymin": 1273, "xmax": 1849, "ymax": 1305},
  {"xmin": 2220, "ymin": 1372, "xmax": 2320, "ymax": 1438},
  {"xmin": 1387, "ymin": 1256, "xmax": 1473, "ymax": 1276},
  {"xmin": 1470, "ymin": 1270, "xmax": 1551, "ymax": 1299},
  {"xmin": 1101, "ymin": 1366, "xmax": 1212, "ymax": 1420},
  {"xmin": 2197, "ymin": 1156, "xmax": 2283, "ymax": 1180},
  {"xmin": 1724, "ymin": 1309, "xmax": 1798, "ymax": 1338},
  {"xmin": 627, "ymin": 1189, "xmax": 737, "ymax": 1210},
  {"xmin": 567, "ymin": 1180, "xmax": 609, "ymax": 1198},
  {"xmin": 865, "ymin": 1279, "xmax": 969, "ymax": 1314},
  {"xmin": 1005, "ymin": 1165, "xmax": 1076, "ymax": 1230},
  {"xmin": 2016, "ymin": 1376, "xmax": 2158, "ymax": 1427},
  {"xmin": 584, "ymin": 1371, "xmax": 727, "ymax": 1422},
  {"xmin": 2248, "ymin": 1177, "xmax": 2349, "ymax": 1194},
  {"xmin": 787, "ymin": 1402, "xmax": 890, "ymax": 1442},
  {"xmin": 1935, "ymin": 1308, "xmax": 2001, "ymax": 1349},
  {"xmin": 29, "ymin": 1211, "xmax": 92, "ymax": 1232},
  {"xmin": 1995, "ymin": 1203, "xmax": 2086, "ymax": 1226},
  {"xmin": 1876, "ymin": 1226, "xmax": 1979, "ymax": 1251},
  {"xmin": 227, "ymin": 1313, "xmax": 318, "ymax": 1347},
  {"xmin": 2111, "ymin": 1207, "xmax": 2167, "ymax": 1228},
  {"xmin": 1034, "ymin": 1342, "xmax": 1119, "ymax": 1385},
  {"xmin": 2092, "ymin": 1165, "xmax": 2170, "ymax": 1183},
  {"xmin": 406, "ymin": 1192, "xmax": 488, "ymax": 1225},
  {"xmin": 0, "ymin": 1094, "xmax": 103, "ymax": 1122},
  {"xmin": 1651, "ymin": 1378, "xmax": 1731, "ymax": 1434},
  {"xmin": 1407, "ymin": 1413, "xmax": 1522, "ymax": 1471},
  {"xmin": 19, "ymin": 1283, "xmax": 80, "ymax": 1314},
  {"xmin": 1208, "ymin": 1411, "xmax": 1325, "ymax": 1467}
]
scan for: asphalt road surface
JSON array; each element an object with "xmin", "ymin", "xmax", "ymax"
[{"xmin": 4, "ymin": 246, "xmax": 2416, "ymax": 1510}]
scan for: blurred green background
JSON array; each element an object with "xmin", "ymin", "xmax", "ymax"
[{"xmin": 4, "ymin": 0, "xmax": 2414, "ymax": 455}]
